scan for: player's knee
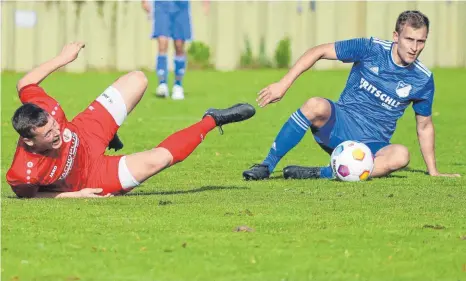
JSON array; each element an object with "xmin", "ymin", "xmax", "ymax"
[
  {"xmin": 157, "ymin": 37, "xmax": 169, "ymax": 53},
  {"xmin": 392, "ymin": 145, "xmax": 410, "ymax": 169},
  {"xmin": 146, "ymin": 148, "xmax": 173, "ymax": 173},
  {"xmin": 174, "ymin": 40, "xmax": 185, "ymax": 55},
  {"xmin": 301, "ymin": 97, "xmax": 330, "ymax": 121},
  {"xmin": 128, "ymin": 71, "xmax": 148, "ymax": 93},
  {"xmin": 133, "ymin": 71, "xmax": 148, "ymax": 86}
]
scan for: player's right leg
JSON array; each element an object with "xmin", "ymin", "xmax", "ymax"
[
  {"xmin": 282, "ymin": 142, "xmax": 391, "ymax": 180},
  {"xmin": 152, "ymin": 1, "xmax": 171, "ymax": 98},
  {"xmin": 171, "ymin": 40, "xmax": 186, "ymax": 100},
  {"xmin": 72, "ymin": 71, "xmax": 148, "ymax": 155},
  {"xmin": 243, "ymin": 97, "xmax": 332, "ymax": 180},
  {"xmin": 170, "ymin": 1, "xmax": 192, "ymax": 100},
  {"xmin": 109, "ymin": 71, "xmax": 148, "ymax": 115},
  {"xmin": 371, "ymin": 144, "xmax": 410, "ymax": 177},
  {"xmin": 112, "ymin": 103, "xmax": 255, "ymax": 194}
]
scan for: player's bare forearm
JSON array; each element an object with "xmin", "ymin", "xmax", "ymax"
[
  {"xmin": 31, "ymin": 188, "xmax": 113, "ymax": 199},
  {"xmin": 257, "ymin": 43, "xmax": 337, "ymax": 107},
  {"xmin": 17, "ymin": 57, "xmax": 66, "ymax": 91},
  {"xmin": 415, "ymin": 115, "xmax": 461, "ymax": 178},
  {"xmin": 416, "ymin": 115, "xmax": 437, "ymax": 175},
  {"xmin": 280, "ymin": 43, "xmax": 337, "ymax": 88},
  {"xmin": 32, "ymin": 191, "xmax": 82, "ymax": 199},
  {"xmin": 17, "ymin": 42, "xmax": 85, "ymax": 91}
]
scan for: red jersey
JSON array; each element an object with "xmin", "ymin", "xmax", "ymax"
[{"xmin": 6, "ymin": 84, "xmax": 89, "ymax": 197}]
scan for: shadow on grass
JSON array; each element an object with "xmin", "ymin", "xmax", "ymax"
[
  {"xmin": 270, "ymin": 173, "xmax": 409, "ymax": 180},
  {"xmin": 125, "ymin": 185, "xmax": 249, "ymax": 196},
  {"xmin": 401, "ymin": 167, "xmax": 428, "ymax": 175},
  {"xmin": 385, "ymin": 174, "xmax": 408, "ymax": 179},
  {"xmin": 3, "ymin": 186, "xmax": 250, "ymax": 199}
]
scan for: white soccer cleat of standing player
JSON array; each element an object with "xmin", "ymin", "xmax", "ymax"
[
  {"xmin": 171, "ymin": 85, "xmax": 185, "ymax": 100},
  {"xmin": 156, "ymin": 83, "xmax": 169, "ymax": 98}
]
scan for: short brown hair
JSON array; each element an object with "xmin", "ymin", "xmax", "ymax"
[
  {"xmin": 12, "ymin": 103, "xmax": 49, "ymax": 138},
  {"xmin": 395, "ymin": 10, "xmax": 430, "ymax": 34}
]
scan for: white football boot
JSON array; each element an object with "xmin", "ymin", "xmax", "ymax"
[
  {"xmin": 171, "ymin": 84, "xmax": 185, "ymax": 100},
  {"xmin": 155, "ymin": 83, "xmax": 169, "ymax": 98}
]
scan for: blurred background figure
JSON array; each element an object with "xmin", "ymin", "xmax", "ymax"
[{"xmin": 142, "ymin": 0, "xmax": 192, "ymax": 100}]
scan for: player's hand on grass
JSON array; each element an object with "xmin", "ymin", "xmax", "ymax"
[
  {"xmin": 59, "ymin": 42, "xmax": 85, "ymax": 65},
  {"xmin": 429, "ymin": 172, "xmax": 461, "ymax": 178},
  {"xmin": 78, "ymin": 188, "xmax": 113, "ymax": 198},
  {"xmin": 257, "ymin": 82, "xmax": 288, "ymax": 107}
]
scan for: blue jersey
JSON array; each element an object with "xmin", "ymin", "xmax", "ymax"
[{"xmin": 334, "ymin": 37, "xmax": 435, "ymax": 143}]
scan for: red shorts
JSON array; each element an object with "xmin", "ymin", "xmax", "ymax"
[{"xmin": 71, "ymin": 87, "xmax": 128, "ymax": 195}]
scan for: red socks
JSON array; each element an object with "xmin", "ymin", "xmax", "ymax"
[{"xmin": 156, "ymin": 116, "xmax": 216, "ymax": 165}]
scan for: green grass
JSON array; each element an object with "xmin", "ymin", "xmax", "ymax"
[{"xmin": 2, "ymin": 69, "xmax": 466, "ymax": 281}]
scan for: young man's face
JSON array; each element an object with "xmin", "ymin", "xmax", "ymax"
[
  {"xmin": 393, "ymin": 24, "xmax": 428, "ymax": 65},
  {"xmin": 27, "ymin": 115, "xmax": 62, "ymax": 151}
]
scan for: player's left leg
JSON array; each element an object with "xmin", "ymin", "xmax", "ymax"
[
  {"xmin": 170, "ymin": 1, "xmax": 192, "ymax": 100},
  {"xmin": 172, "ymin": 40, "xmax": 187, "ymax": 100},
  {"xmin": 282, "ymin": 141, "xmax": 403, "ymax": 180},
  {"xmin": 282, "ymin": 102, "xmax": 384, "ymax": 180},
  {"xmin": 243, "ymin": 97, "xmax": 332, "ymax": 180},
  {"xmin": 371, "ymin": 144, "xmax": 410, "ymax": 177},
  {"xmin": 94, "ymin": 103, "xmax": 255, "ymax": 195}
]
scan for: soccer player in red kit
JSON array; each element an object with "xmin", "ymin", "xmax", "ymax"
[{"xmin": 6, "ymin": 42, "xmax": 255, "ymax": 198}]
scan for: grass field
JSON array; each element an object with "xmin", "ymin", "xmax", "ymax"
[{"xmin": 2, "ymin": 69, "xmax": 466, "ymax": 281}]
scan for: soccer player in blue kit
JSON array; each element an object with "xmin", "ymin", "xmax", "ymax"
[
  {"xmin": 243, "ymin": 10, "xmax": 460, "ymax": 180},
  {"xmin": 142, "ymin": 0, "xmax": 191, "ymax": 100}
]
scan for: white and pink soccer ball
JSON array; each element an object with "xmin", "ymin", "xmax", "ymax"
[{"xmin": 330, "ymin": 141, "xmax": 375, "ymax": 182}]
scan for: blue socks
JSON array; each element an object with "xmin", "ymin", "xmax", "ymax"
[
  {"xmin": 263, "ymin": 109, "xmax": 311, "ymax": 172},
  {"xmin": 156, "ymin": 54, "xmax": 168, "ymax": 84},
  {"xmin": 174, "ymin": 56, "xmax": 186, "ymax": 87},
  {"xmin": 320, "ymin": 166, "xmax": 334, "ymax": 179},
  {"xmin": 262, "ymin": 109, "xmax": 335, "ymax": 179},
  {"xmin": 157, "ymin": 55, "xmax": 186, "ymax": 87}
]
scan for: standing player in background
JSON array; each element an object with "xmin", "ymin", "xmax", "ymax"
[
  {"xmin": 6, "ymin": 42, "xmax": 255, "ymax": 199},
  {"xmin": 142, "ymin": 0, "xmax": 192, "ymax": 100},
  {"xmin": 243, "ymin": 10, "xmax": 460, "ymax": 180}
]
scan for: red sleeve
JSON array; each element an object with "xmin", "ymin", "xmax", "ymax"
[
  {"xmin": 18, "ymin": 84, "xmax": 67, "ymax": 123},
  {"xmin": 19, "ymin": 84, "xmax": 57, "ymax": 110}
]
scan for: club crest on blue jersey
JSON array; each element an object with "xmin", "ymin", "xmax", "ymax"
[{"xmin": 396, "ymin": 81, "xmax": 412, "ymax": 98}]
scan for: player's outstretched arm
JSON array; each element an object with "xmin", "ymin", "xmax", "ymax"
[
  {"xmin": 415, "ymin": 114, "xmax": 460, "ymax": 177},
  {"xmin": 257, "ymin": 43, "xmax": 337, "ymax": 107},
  {"xmin": 32, "ymin": 188, "xmax": 113, "ymax": 199},
  {"xmin": 17, "ymin": 42, "xmax": 85, "ymax": 91}
]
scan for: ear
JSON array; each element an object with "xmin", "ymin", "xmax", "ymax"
[
  {"xmin": 23, "ymin": 137, "xmax": 34, "ymax": 147},
  {"xmin": 393, "ymin": 31, "xmax": 399, "ymax": 43}
]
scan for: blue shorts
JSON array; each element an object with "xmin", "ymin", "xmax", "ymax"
[
  {"xmin": 311, "ymin": 99, "xmax": 389, "ymax": 155},
  {"xmin": 151, "ymin": 1, "xmax": 192, "ymax": 41}
]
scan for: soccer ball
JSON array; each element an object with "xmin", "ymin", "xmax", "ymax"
[{"xmin": 330, "ymin": 141, "xmax": 374, "ymax": 182}]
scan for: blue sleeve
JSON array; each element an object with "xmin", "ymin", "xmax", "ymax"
[
  {"xmin": 412, "ymin": 75, "xmax": 435, "ymax": 116},
  {"xmin": 334, "ymin": 38, "xmax": 372, "ymax": 63}
]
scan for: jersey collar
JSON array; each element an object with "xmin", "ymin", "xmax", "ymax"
[{"xmin": 390, "ymin": 43, "xmax": 415, "ymax": 70}]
